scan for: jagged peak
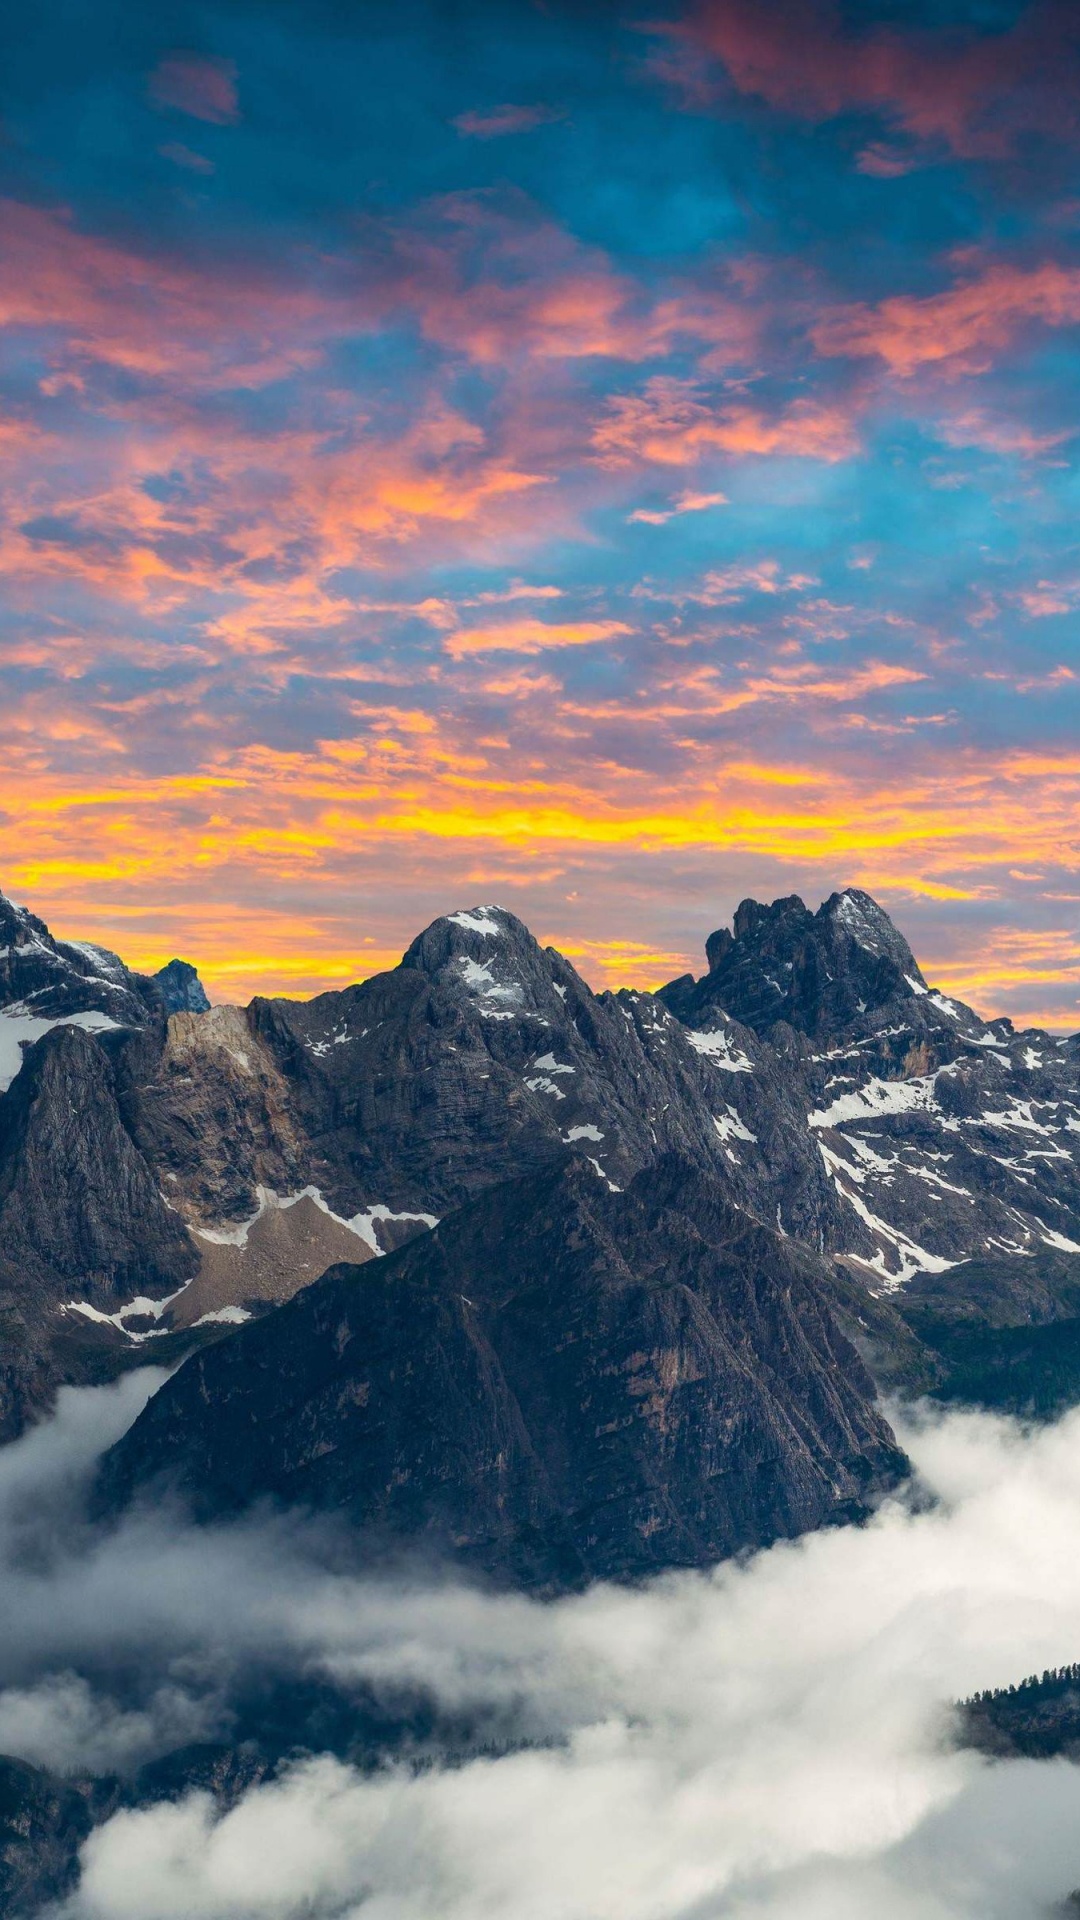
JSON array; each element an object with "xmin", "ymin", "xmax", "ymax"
[
  {"xmin": 705, "ymin": 886, "xmax": 919, "ymax": 966},
  {"xmin": 671, "ymin": 885, "xmax": 941, "ymax": 1039},
  {"xmin": 154, "ymin": 958, "xmax": 211, "ymax": 1015},
  {"xmin": 822, "ymin": 888, "xmax": 925, "ymax": 975}
]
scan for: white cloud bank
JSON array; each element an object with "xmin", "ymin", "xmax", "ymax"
[{"xmin": 3, "ymin": 1378, "xmax": 1080, "ymax": 1916}]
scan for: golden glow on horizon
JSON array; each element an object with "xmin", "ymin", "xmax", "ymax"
[{"xmin": 2, "ymin": 734, "xmax": 1076, "ymax": 1023}]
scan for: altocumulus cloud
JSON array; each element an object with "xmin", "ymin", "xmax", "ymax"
[{"xmin": 4, "ymin": 1375, "xmax": 1080, "ymax": 1915}]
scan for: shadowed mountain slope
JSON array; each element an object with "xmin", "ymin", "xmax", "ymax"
[{"xmin": 98, "ymin": 1154, "xmax": 906, "ymax": 1591}]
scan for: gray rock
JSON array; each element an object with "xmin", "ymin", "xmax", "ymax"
[{"xmin": 154, "ymin": 959, "xmax": 211, "ymax": 1015}]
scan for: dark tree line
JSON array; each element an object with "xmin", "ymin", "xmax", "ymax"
[{"xmin": 963, "ymin": 1664, "xmax": 1080, "ymax": 1707}]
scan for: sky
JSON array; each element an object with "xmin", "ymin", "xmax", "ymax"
[{"xmin": 1, "ymin": 0, "xmax": 1079, "ymax": 1025}]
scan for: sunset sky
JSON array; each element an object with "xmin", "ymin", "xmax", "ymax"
[{"xmin": 2, "ymin": 0, "xmax": 1079, "ymax": 1024}]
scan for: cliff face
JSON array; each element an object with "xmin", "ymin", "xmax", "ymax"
[
  {"xmin": 98, "ymin": 1155, "xmax": 906, "ymax": 1590},
  {"xmin": 0, "ymin": 1044, "xmax": 195, "ymax": 1435}
]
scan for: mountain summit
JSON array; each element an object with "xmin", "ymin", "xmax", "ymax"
[{"xmin": 661, "ymin": 887, "xmax": 944, "ymax": 1038}]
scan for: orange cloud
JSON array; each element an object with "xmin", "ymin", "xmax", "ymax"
[
  {"xmin": 594, "ymin": 378, "xmax": 858, "ymax": 465},
  {"xmin": 3, "ymin": 713, "xmax": 1078, "ymax": 1014},
  {"xmin": 814, "ymin": 259, "xmax": 1080, "ymax": 375}
]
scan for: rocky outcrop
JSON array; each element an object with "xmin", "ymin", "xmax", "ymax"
[
  {"xmin": 153, "ymin": 958, "xmax": 210, "ymax": 1015},
  {"xmin": 0, "ymin": 893, "xmax": 158, "ymax": 1040},
  {"xmin": 98, "ymin": 1154, "xmax": 907, "ymax": 1590},
  {"xmin": 130, "ymin": 1005, "xmax": 310, "ymax": 1229},
  {"xmin": 0, "ymin": 1756, "xmax": 102, "ymax": 1917}
]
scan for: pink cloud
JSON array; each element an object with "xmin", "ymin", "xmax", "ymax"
[
  {"xmin": 444, "ymin": 619, "xmax": 633, "ymax": 659},
  {"xmin": 595, "ymin": 377, "xmax": 857, "ymax": 466},
  {"xmin": 453, "ymin": 104, "xmax": 565, "ymax": 139},
  {"xmin": 1017, "ymin": 580, "xmax": 1080, "ymax": 618},
  {"xmin": 158, "ymin": 141, "xmax": 216, "ymax": 175},
  {"xmin": 628, "ymin": 488, "xmax": 729, "ymax": 524},
  {"xmin": 813, "ymin": 258, "xmax": 1080, "ymax": 376},
  {"xmin": 936, "ymin": 408, "xmax": 1072, "ymax": 457},
  {"xmin": 855, "ymin": 144, "xmax": 918, "ymax": 179},
  {"xmin": 149, "ymin": 53, "xmax": 240, "ymax": 126},
  {"xmin": 656, "ymin": 0, "xmax": 1080, "ymax": 162},
  {"xmin": 383, "ymin": 197, "xmax": 758, "ymax": 370}
]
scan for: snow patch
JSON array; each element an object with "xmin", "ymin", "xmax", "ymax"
[
  {"xmin": 62, "ymin": 1280, "xmax": 195, "ymax": 1343},
  {"xmin": 1039, "ymin": 1228, "xmax": 1080, "ymax": 1254},
  {"xmin": 586, "ymin": 1156, "xmax": 621, "ymax": 1192},
  {"xmin": 980, "ymin": 1101, "xmax": 1057, "ymax": 1138},
  {"xmin": 686, "ymin": 1027, "xmax": 753, "ymax": 1073},
  {"xmin": 524, "ymin": 1076, "xmax": 566, "ymax": 1099},
  {"xmin": 0, "ymin": 1007, "xmax": 123, "ymax": 1093},
  {"xmin": 819, "ymin": 1143, "xmax": 957, "ymax": 1288},
  {"xmin": 458, "ymin": 954, "xmax": 524, "ymax": 1016},
  {"xmin": 712, "ymin": 1107, "xmax": 757, "ymax": 1144},
  {"xmin": 449, "ymin": 908, "xmax": 504, "ymax": 937},
  {"xmin": 564, "ymin": 1125, "xmax": 604, "ymax": 1143},
  {"xmin": 809, "ymin": 1074, "xmax": 938, "ymax": 1130}
]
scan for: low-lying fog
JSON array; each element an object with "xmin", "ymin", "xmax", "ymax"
[{"xmin": 5, "ymin": 1370, "xmax": 1080, "ymax": 1919}]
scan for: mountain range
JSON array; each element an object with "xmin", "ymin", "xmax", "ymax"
[
  {"xmin": 2, "ymin": 879, "xmax": 1080, "ymax": 1910},
  {"xmin": 3, "ymin": 883, "xmax": 1079, "ymax": 1491}
]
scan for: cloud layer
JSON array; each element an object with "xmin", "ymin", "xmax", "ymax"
[{"xmin": 5, "ymin": 1374, "xmax": 1080, "ymax": 1913}]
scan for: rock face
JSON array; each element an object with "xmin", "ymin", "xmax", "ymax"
[
  {"xmin": 0, "ymin": 1756, "xmax": 100, "ymax": 1916},
  {"xmin": 153, "ymin": 958, "xmax": 211, "ymax": 1015},
  {"xmin": 0, "ymin": 1037, "xmax": 196, "ymax": 1435},
  {"xmin": 99, "ymin": 1154, "xmax": 906, "ymax": 1589}
]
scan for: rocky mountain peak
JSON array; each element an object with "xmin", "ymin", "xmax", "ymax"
[
  {"xmin": 402, "ymin": 904, "xmax": 530, "ymax": 971},
  {"xmin": 668, "ymin": 887, "xmax": 937, "ymax": 1039},
  {"xmin": 399, "ymin": 904, "xmax": 586, "ymax": 1029},
  {"xmin": 154, "ymin": 958, "xmax": 211, "ymax": 1015},
  {"xmin": 822, "ymin": 887, "xmax": 926, "ymax": 973}
]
